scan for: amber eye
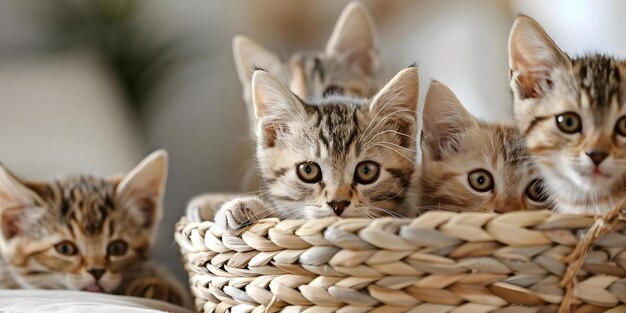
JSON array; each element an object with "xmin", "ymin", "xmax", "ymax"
[
  {"xmin": 323, "ymin": 85, "xmax": 344, "ymax": 97},
  {"xmin": 555, "ymin": 112, "xmax": 582, "ymax": 134},
  {"xmin": 54, "ymin": 240, "xmax": 78, "ymax": 256},
  {"xmin": 468, "ymin": 169, "xmax": 494, "ymax": 192},
  {"xmin": 615, "ymin": 116, "xmax": 626, "ymax": 137},
  {"xmin": 296, "ymin": 162, "xmax": 322, "ymax": 183},
  {"xmin": 107, "ymin": 240, "xmax": 128, "ymax": 257},
  {"xmin": 525, "ymin": 178, "xmax": 548, "ymax": 203},
  {"xmin": 354, "ymin": 161, "xmax": 380, "ymax": 184}
]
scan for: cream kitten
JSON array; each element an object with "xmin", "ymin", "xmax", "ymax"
[
  {"xmin": 509, "ymin": 15, "xmax": 626, "ymax": 214},
  {"xmin": 0, "ymin": 151, "xmax": 188, "ymax": 306},
  {"xmin": 421, "ymin": 81, "xmax": 551, "ymax": 213},
  {"xmin": 214, "ymin": 67, "xmax": 420, "ymax": 231}
]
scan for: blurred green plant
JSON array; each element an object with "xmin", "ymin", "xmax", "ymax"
[{"xmin": 47, "ymin": 0, "xmax": 190, "ymax": 111}]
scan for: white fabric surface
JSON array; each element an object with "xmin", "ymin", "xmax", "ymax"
[{"xmin": 0, "ymin": 290, "xmax": 194, "ymax": 313}]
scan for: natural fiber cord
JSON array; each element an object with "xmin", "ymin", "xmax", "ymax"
[
  {"xmin": 175, "ymin": 209, "xmax": 626, "ymax": 313},
  {"xmin": 557, "ymin": 199, "xmax": 626, "ymax": 313}
]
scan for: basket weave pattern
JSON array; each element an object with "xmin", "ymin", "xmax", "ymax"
[{"xmin": 175, "ymin": 210, "xmax": 626, "ymax": 312}]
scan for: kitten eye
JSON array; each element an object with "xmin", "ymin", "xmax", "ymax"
[
  {"xmin": 354, "ymin": 161, "xmax": 380, "ymax": 184},
  {"xmin": 525, "ymin": 178, "xmax": 548, "ymax": 203},
  {"xmin": 468, "ymin": 169, "xmax": 494, "ymax": 192},
  {"xmin": 555, "ymin": 112, "xmax": 582, "ymax": 134},
  {"xmin": 323, "ymin": 85, "xmax": 344, "ymax": 97},
  {"xmin": 615, "ymin": 116, "xmax": 626, "ymax": 137},
  {"xmin": 296, "ymin": 162, "xmax": 322, "ymax": 183},
  {"xmin": 107, "ymin": 240, "xmax": 128, "ymax": 257},
  {"xmin": 54, "ymin": 240, "xmax": 78, "ymax": 256}
]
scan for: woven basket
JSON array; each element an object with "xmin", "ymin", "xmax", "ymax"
[{"xmin": 175, "ymin": 209, "xmax": 626, "ymax": 313}]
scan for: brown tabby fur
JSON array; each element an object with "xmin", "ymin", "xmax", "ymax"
[
  {"xmin": 509, "ymin": 16, "xmax": 626, "ymax": 214},
  {"xmin": 210, "ymin": 67, "xmax": 420, "ymax": 231},
  {"xmin": 421, "ymin": 82, "xmax": 551, "ymax": 213},
  {"xmin": 0, "ymin": 151, "xmax": 189, "ymax": 306}
]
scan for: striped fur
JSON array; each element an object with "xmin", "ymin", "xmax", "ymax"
[
  {"xmin": 421, "ymin": 82, "xmax": 551, "ymax": 213},
  {"xmin": 233, "ymin": 1, "xmax": 381, "ymax": 133},
  {"xmin": 212, "ymin": 67, "xmax": 420, "ymax": 231},
  {"xmin": 509, "ymin": 16, "xmax": 626, "ymax": 214},
  {"xmin": 0, "ymin": 151, "xmax": 187, "ymax": 306}
]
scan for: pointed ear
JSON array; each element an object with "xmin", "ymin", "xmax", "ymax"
[
  {"xmin": 422, "ymin": 81, "xmax": 475, "ymax": 160},
  {"xmin": 115, "ymin": 150, "xmax": 168, "ymax": 230},
  {"xmin": 508, "ymin": 15, "xmax": 571, "ymax": 99},
  {"xmin": 0, "ymin": 165, "xmax": 45, "ymax": 240},
  {"xmin": 325, "ymin": 1, "xmax": 379, "ymax": 74},
  {"xmin": 233, "ymin": 35, "xmax": 283, "ymax": 87},
  {"xmin": 252, "ymin": 70, "xmax": 306, "ymax": 148},
  {"xmin": 369, "ymin": 67, "xmax": 419, "ymax": 143}
]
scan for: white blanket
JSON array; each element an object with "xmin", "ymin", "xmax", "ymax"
[{"xmin": 0, "ymin": 290, "xmax": 194, "ymax": 313}]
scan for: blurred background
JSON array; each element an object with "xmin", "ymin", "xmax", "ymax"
[{"xmin": 0, "ymin": 0, "xmax": 623, "ymax": 283}]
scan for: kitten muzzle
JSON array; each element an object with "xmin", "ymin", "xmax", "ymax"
[
  {"xmin": 84, "ymin": 283, "xmax": 104, "ymax": 293},
  {"xmin": 586, "ymin": 151, "xmax": 608, "ymax": 167},
  {"xmin": 327, "ymin": 200, "xmax": 350, "ymax": 216}
]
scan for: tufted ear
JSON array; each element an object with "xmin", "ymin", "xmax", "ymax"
[
  {"xmin": 368, "ymin": 66, "xmax": 420, "ymax": 144},
  {"xmin": 115, "ymin": 150, "xmax": 168, "ymax": 230},
  {"xmin": 508, "ymin": 15, "xmax": 571, "ymax": 99},
  {"xmin": 252, "ymin": 70, "xmax": 306, "ymax": 148},
  {"xmin": 233, "ymin": 35, "xmax": 283, "ymax": 88},
  {"xmin": 422, "ymin": 81, "xmax": 476, "ymax": 160},
  {"xmin": 325, "ymin": 1, "xmax": 379, "ymax": 75},
  {"xmin": 0, "ymin": 164, "xmax": 45, "ymax": 240}
]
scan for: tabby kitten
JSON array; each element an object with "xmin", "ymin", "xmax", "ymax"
[
  {"xmin": 214, "ymin": 67, "xmax": 420, "ymax": 231},
  {"xmin": 233, "ymin": 1, "xmax": 381, "ymax": 132},
  {"xmin": 509, "ymin": 16, "xmax": 626, "ymax": 214},
  {"xmin": 420, "ymin": 81, "xmax": 551, "ymax": 213},
  {"xmin": 0, "ymin": 151, "xmax": 187, "ymax": 306}
]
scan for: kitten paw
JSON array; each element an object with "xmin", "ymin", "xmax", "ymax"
[
  {"xmin": 214, "ymin": 196, "xmax": 269, "ymax": 232},
  {"xmin": 186, "ymin": 193, "xmax": 237, "ymax": 222},
  {"xmin": 126, "ymin": 278, "xmax": 184, "ymax": 306}
]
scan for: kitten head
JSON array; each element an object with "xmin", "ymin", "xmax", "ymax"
[
  {"xmin": 233, "ymin": 1, "xmax": 380, "ymax": 126},
  {"xmin": 251, "ymin": 66, "xmax": 419, "ymax": 219},
  {"xmin": 509, "ymin": 15, "xmax": 626, "ymax": 201},
  {"xmin": 421, "ymin": 81, "xmax": 551, "ymax": 213},
  {"xmin": 0, "ymin": 151, "xmax": 167, "ymax": 292}
]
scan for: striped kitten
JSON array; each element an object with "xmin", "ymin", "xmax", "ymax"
[
  {"xmin": 233, "ymin": 1, "xmax": 380, "ymax": 133},
  {"xmin": 420, "ymin": 82, "xmax": 551, "ymax": 213},
  {"xmin": 509, "ymin": 16, "xmax": 626, "ymax": 214},
  {"xmin": 0, "ymin": 151, "xmax": 188, "ymax": 306},
  {"xmin": 214, "ymin": 67, "xmax": 420, "ymax": 231}
]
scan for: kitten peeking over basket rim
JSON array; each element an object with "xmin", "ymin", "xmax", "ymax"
[
  {"xmin": 420, "ymin": 81, "xmax": 551, "ymax": 213},
  {"xmin": 0, "ymin": 150, "xmax": 187, "ymax": 306},
  {"xmin": 509, "ymin": 15, "xmax": 626, "ymax": 214},
  {"xmin": 232, "ymin": 1, "xmax": 381, "ymax": 190},
  {"xmin": 214, "ymin": 66, "xmax": 420, "ymax": 231}
]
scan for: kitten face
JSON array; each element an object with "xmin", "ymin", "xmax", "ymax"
[
  {"xmin": 421, "ymin": 82, "xmax": 551, "ymax": 213},
  {"xmin": 0, "ymin": 151, "xmax": 167, "ymax": 292},
  {"xmin": 252, "ymin": 67, "xmax": 419, "ymax": 219},
  {"xmin": 509, "ymin": 16, "xmax": 626, "ymax": 213},
  {"xmin": 233, "ymin": 2, "xmax": 380, "ymax": 129}
]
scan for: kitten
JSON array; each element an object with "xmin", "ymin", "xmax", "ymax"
[
  {"xmin": 420, "ymin": 81, "xmax": 551, "ymax": 213},
  {"xmin": 213, "ymin": 66, "xmax": 420, "ymax": 231},
  {"xmin": 187, "ymin": 2, "xmax": 380, "ymax": 214},
  {"xmin": 0, "ymin": 151, "xmax": 188, "ymax": 306},
  {"xmin": 509, "ymin": 15, "xmax": 626, "ymax": 214},
  {"xmin": 233, "ymin": 1, "xmax": 381, "ymax": 134}
]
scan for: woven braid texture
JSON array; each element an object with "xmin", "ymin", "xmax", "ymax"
[{"xmin": 175, "ymin": 210, "xmax": 626, "ymax": 313}]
